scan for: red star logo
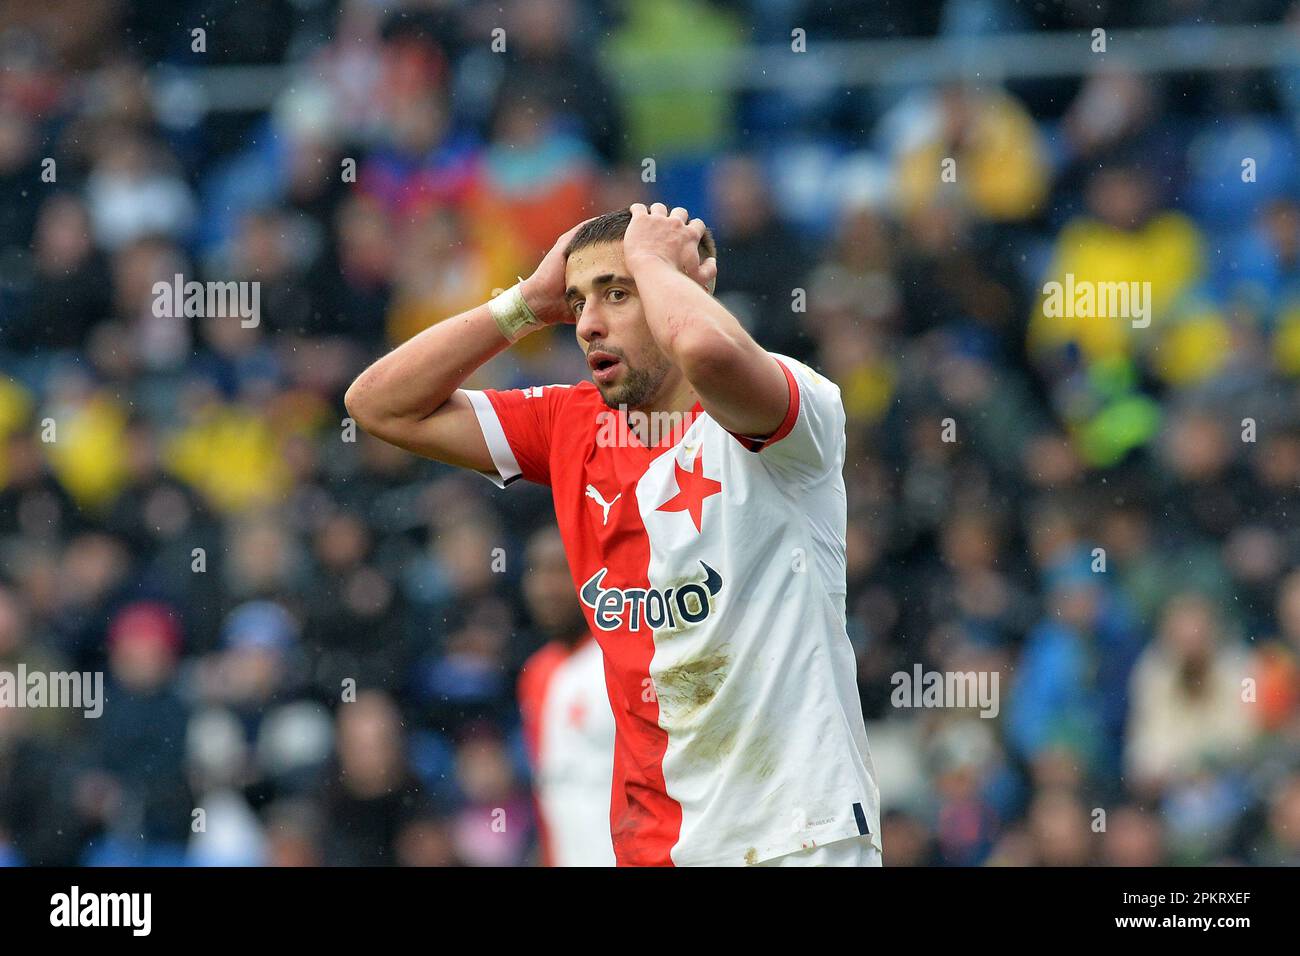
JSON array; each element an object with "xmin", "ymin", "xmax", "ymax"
[{"xmin": 656, "ymin": 452, "xmax": 722, "ymax": 533}]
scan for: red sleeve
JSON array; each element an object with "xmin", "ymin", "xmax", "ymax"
[{"xmin": 467, "ymin": 384, "xmax": 571, "ymax": 487}]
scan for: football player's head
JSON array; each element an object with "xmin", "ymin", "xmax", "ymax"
[
  {"xmin": 563, "ymin": 208, "xmax": 716, "ymax": 410},
  {"xmin": 523, "ymin": 526, "xmax": 585, "ymax": 640}
]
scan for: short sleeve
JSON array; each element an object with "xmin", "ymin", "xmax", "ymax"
[
  {"xmin": 462, "ymin": 384, "xmax": 570, "ymax": 488},
  {"xmin": 726, "ymin": 355, "xmax": 845, "ymax": 484}
]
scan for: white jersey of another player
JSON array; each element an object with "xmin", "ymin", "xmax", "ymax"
[{"xmin": 519, "ymin": 635, "xmax": 616, "ymax": 866}]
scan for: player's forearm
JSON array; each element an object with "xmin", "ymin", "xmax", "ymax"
[
  {"xmin": 628, "ymin": 255, "xmax": 750, "ymax": 372},
  {"xmin": 628, "ymin": 255, "xmax": 789, "ymax": 434},
  {"xmin": 344, "ymin": 302, "xmax": 510, "ymax": 430}
]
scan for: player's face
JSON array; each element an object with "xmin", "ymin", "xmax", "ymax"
[
  {"xmin": 567, "ymin": 241, "xmax": 678, "ymax": 410},
  {"xmin": 523, "ymin": 530, "xmax": 585, "ymax": 638}
]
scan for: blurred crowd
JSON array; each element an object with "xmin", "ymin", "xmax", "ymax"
[{"xmin": 2, "ymin": 0, "xmax": 1300, "ymax": 866}]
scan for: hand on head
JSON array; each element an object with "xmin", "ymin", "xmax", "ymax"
[{"xmin": 625, "ymin": 202, "xmax": 717, "ymax": 294}]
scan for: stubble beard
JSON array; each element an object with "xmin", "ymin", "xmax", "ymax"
[{"xmin": 597, "ymin": 349, "xmax": 673, "ymax": 411}]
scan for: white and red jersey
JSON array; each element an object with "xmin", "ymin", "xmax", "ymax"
[
  {"xmin": 466, "ymin": 354, "xmax": 881, "ymax": 866},
  {"xmin": 518, "ymin": 635, "xmax": 617, "ymax": 867}
]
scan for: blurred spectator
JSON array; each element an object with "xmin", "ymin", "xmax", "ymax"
[
  {"xmin": 449, "ymin": 728, "xmax": 533, "ymax": 866},
  {"xmin": 0, "ymin": 105, "xmax": 42, "ymax": 252},
  {"xmin": 459, "ymin": 0, "xmax": 625, "ymax": 163},
  {"xmin": 1029, "ymin": 163, "xmax": 1204, "ymax": 370},
  {"xmin": 8, "ymin": 194, "xmax": 111, "ymax": 353},
  {"xmin": 606, "ymin": 0, "xmax": 743, "ymax": 159},
  {"xmin": 1024, "ymin": 789, "xmax": 1095, "ymax": 866},
  {"xmin": 81, "ymin": 601, "xmax": 194, "ymax": 865},
  {"xmin": 1125, "ymin": 593, "xmax": 1258, "ymax": 795},
  {"xmin": 1101, "ymin": 803, "xmax": 1166, "ymax": 866},
  {"xmin": 85, "ymin": 128, "xmax": 196, "ymax": 251},
  {"xmin": 890, "ymin": 82, "xmax": 1049, "ymax": 223},
  {"xmin": 321, "ymin": 690, "xmax": 433, "ymax": 866},
  {"xmin": 1006, "ymin": 552, "xmax": 1143, "ymax": 786},
  {"xmin": 1256, "ymin": 772, "xmax": 1300, "ymax": 865},
  {"xmin": 1253, "ymin": 568, "xmax": 1300, "ymax": 734},
  {"xmin": 262, "ymin": 798, "xmax": 325, "ymax": 867},
  {"xmin": 706, "ymin": 154, "xmax": 814, "ymax": 358}
]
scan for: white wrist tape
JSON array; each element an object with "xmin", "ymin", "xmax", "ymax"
[{"xmin": 488, "ymin": 280, "xmax": 542, "ymax": 343}]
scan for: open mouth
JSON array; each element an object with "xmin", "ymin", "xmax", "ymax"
[{"xmin": 587, "ymin": 350, "xmax": 622, "ymax": 385}]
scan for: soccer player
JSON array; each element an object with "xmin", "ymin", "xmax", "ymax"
[
  {"xmin": 345, "ymin": 203, "xmax": 882, "ymax": 866},
  {"xmin": 517, "ymin": 526, "xmax": 616, "ymax": 867}
]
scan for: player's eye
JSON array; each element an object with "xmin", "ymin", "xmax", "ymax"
[
  {"xmin": 608, "ymin": 289, "xmax": 626, "ymax": 303},
  {"xmin": 572, "ymin": 299, "xmax": 584, "ymax": 316}
]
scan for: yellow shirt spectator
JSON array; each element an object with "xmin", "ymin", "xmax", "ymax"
[
  {"xmin": 1029, "ymin": 212, "xmax": 1204, "ymax": 364},
  {"xmin": 896, "ymin": 88, "xmax": 1049, "ymax": 222},
  {"xmin": 165, "ymin": 403, "xmax": 291, "ymax": 514},
  {"xmin": 44, "ymin": 393, "xmax": 129, "ymax": 512}
]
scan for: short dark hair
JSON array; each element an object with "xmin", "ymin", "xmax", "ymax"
[{"xmin": 564, "ymin": 208, "xmax": 717, "ymax": 264}]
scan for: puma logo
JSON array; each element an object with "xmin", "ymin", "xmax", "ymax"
[{"xmin": 585, "ymin": 484, "xmax": 621, "ymax": 525}]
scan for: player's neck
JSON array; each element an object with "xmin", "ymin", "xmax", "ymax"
[{"xmin": 628, "ymin": 378, "xmax": 698, "ymax": 445}]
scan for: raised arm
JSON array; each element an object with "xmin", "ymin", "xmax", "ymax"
[
  {"xmin": 622, "ymin": 203, "xmax": 790, "ymax": 439},
  {"xmin": 343, "ymin": 219, "xmax": 589, "ymax": 469}
]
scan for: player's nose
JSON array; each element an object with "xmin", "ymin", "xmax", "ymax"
[{"xmin": 575, "ymin": 300, "xmax": 607, "ymax": 342}]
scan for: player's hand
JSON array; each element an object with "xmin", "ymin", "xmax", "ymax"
[
  {"xmin": 624, "ymin": 203, "xmax": 717, "ymax": 293},
  {"xmin": 519, "ymin": 216, "xmax": 596, "ymax": 326}
]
